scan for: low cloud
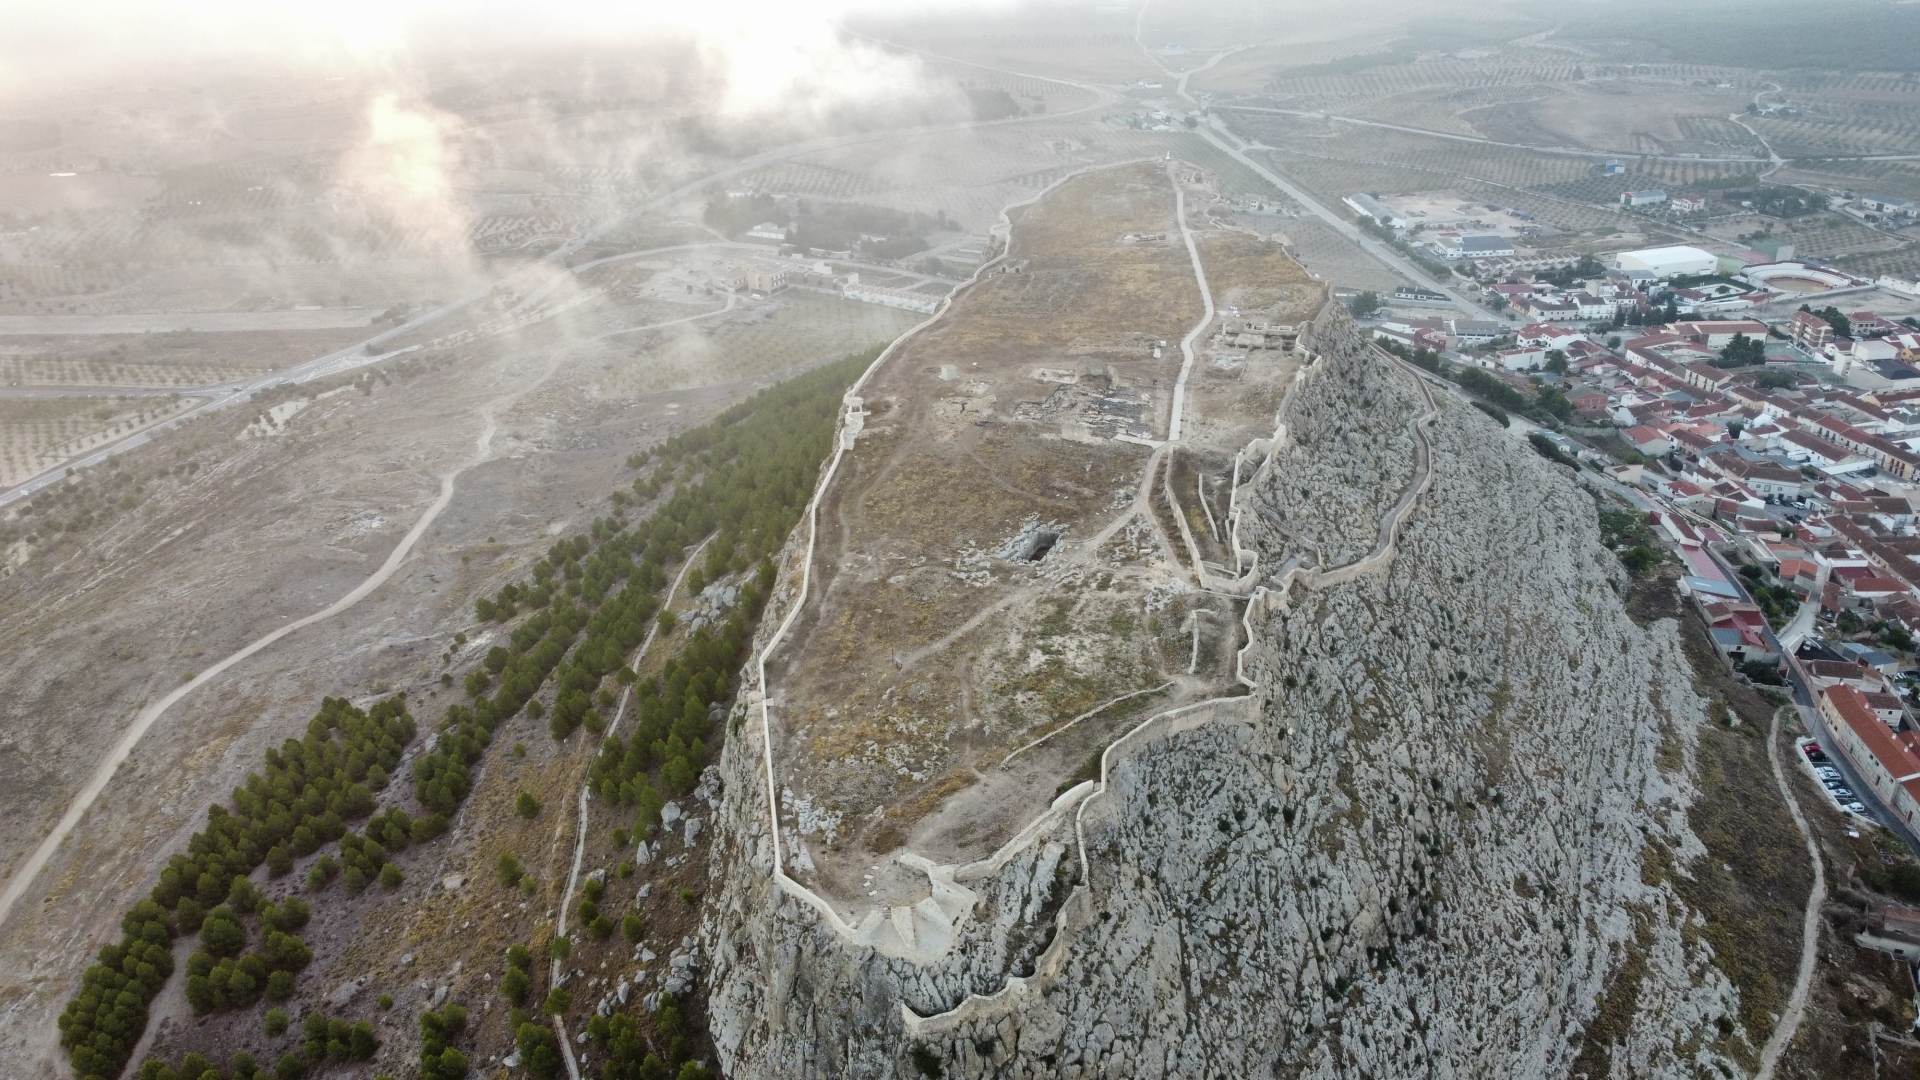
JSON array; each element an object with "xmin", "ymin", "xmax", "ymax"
[{"xmin": 336, "ymin": 93, "xmax": 477, "ymax": 256}]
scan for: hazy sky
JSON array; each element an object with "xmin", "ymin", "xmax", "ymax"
[{"xmin": 0, "ymin": 0, "xmax": 1020, "ymax": 84}]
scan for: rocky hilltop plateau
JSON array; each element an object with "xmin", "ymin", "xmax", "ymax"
[{"xmin": 699, "ymin": 303, "xmax": 1766, "ymax": 1079}]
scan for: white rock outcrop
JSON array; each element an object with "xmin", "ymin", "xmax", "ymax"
[{"xmin": 700, "ymin": 310, "xmax": 1736, "ymax": 1078}]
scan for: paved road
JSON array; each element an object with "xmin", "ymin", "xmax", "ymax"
[
  {"xmin": 1129, "ymin": 34, "xmax": 1505, "ymax": 323},
  {"xmin": 1778, "ymin": 592, "xmax": 1823, "ymax": 654},
  {"xmin": 1191, "ymin": 120, "xmax": 1505, "ymax": 322}
]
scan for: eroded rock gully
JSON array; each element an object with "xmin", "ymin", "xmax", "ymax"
[{"xmin": 698, "ymin": 312, "xmax": 1743, "ymax": 1078}]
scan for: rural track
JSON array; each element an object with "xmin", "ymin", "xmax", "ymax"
[
  {"xmin": 547, "ymin": 536, "xmax": 711, "ymax": 1080},
  {"xmin": 0, "ymin": 306, "xmax": 732, "ymax": 936},
  {"xmin": 1756, "ymin": 705, "xmax": 1827, "ymax": 1079},
  {"xmin": 1167, "ymin": 158, "xmax": 1216, "ymax": 444}
]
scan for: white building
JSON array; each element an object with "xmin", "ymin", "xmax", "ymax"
[
  {"xmin": 1343, "ymin": 194, "xmax": 1406, "ymax": 230},
  {"xmin": 1497, "ymin": 346, "xmax": 1546, "ymax": 371},
  {"xmin": 1615, "ymin": 245, "xmax": 1717, "ymax": 280},
  {"xmin": 1436, "ymin": 234, "xmax": 1515, "ymax": 260},
  {"xmin": 1572, "ymin": 292, "xmax": 1614, "ymax": 320}
]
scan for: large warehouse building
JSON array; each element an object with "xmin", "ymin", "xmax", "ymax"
[{"xmin": 1615, "ymin": 245, "xmax": 1717, "ymax": 279}]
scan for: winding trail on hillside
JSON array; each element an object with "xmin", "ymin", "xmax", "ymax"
[
  {"xmin": 1757, "ymin": 705, "xmax": 1827, "ymax": 1079},
  {"xmin": 548, "ymin": 536, "xmax": 712, "ymax": 1080},
  {"xmin": 1167, "ymin": 160, "xmax": 1216, "ymax": 444},
  {"xmin": 0, "ymin": 306, "xmax": 735, "ymax": 937}
]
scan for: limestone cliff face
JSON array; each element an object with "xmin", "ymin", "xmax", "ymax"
[{"xmin": 701, "ymin": 313, "xmax": 1744, "ymax": 1079}]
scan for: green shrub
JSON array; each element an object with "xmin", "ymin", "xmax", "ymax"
[
  {"xmin": 496, "ymin": 853, "xmax": 524, "ymax": 888},
  {"xmin": 502, "ymin": 966, "xmax": 532, "ymax": 1006},
  {"xmin": 516, "ymin": 1021, "xmax": 563, "ymax": 1080}
]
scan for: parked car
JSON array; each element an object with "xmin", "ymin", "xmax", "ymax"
[
  {"xmin": 1847, "ymin": 802, "xmax": 1869, "ymax": 814},
  {"xmin": 1832, "ymin": 787, "xmax": 1855, "ymax": 799},
  {"xmin": 1815, "ymin": 767, "xmax": 1841, "ymax": 779}
]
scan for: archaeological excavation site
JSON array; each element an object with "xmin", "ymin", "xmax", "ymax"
[{"xmin": 692, "ymin": 159, "xmax": 1764, "ymax": 1078}]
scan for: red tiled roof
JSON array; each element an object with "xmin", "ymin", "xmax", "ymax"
[
  {"xmin": 1807, "ymin": 659, "xmax": 1876, "ymax": 682},
  {"xmin": 1824, "ymin": 685, "xmax": 1920, "ymax": 781}
]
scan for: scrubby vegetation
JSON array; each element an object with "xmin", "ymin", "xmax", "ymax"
[
  {"xmin": 589, "ymin": 993, "xmax": 715, "ymax": 1080},
  {"xmin": 1598, "ymin": 503, "xmax": 1662, "ymax": 578},
  {"xmin": 66, "ymin": 349, "xmax": 876, "ymax": 1079},
  {"xmin": 61, "ymin": 696, "xmax": 411, "ymax": 1079},
  {"xmin": 416, "ymin": 1003, "xmax": 471, "ymax": 1080}
]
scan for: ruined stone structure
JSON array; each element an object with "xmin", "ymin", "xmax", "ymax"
[{"xmin": 700, "ymin": 283, "xmax": 1740, "ymax": 1079}]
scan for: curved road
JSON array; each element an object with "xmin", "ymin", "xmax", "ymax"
[
  {"xmin": 0, "ymin": 72, "xmax": 1116, "ymax": 511},
  {"xmin": 0, "ymin": 301, "xmax": 735, "ymax": 935}
]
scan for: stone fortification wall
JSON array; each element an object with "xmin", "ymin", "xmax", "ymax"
[
  {"xmin": 1245, "ymin": 311, "xmax": 1421, "ymax": 569},
  {"xmin": 699, "ymin": 309, "xmax": 1744, "ymax": 1079}
]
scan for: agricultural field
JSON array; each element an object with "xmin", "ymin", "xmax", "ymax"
[
  {"xmin": 1748, "ymin": 101, "xmax": 1920, "ymax": 160},
  {"xmin": 887, "ymin": 31, "xmax": 1156, "ymax": 85},
  {"xmin": 767, "ymin": 124, "xmax": 1253, "ymax": 232},
  {"xmin": 918, "ymin": 59, "xmax": 1103, "ymax": 117},
  {"xmin": 1280, "ymin": 217, "xmax": 1408, "ymax": 292},
  {"xmin": 0, "ymin": 258, "xmax": 498, "ymax": 317},
  {"xmin": 0, "ymin": 395, "xmax": 199, "ymax": 487},
  {"xmin": 0, "ymin": 328, "xmax": 370, "ymax": 388},
  {"xmin": 1556, "ymin": 3, "xmax": 1920, "ymax": 74},
  {"xmin": 1254, "ymin": 139, "xmax": 1637, "ymax": 239},
  {"xmin": 1763, "ymin": 214, "xmax": 1906, "ymax": 261},
  {"xmin": 1834, "ymin": 246, "xmax": 1920, "ymax": 280},
  {"xmin": 1781, "ymin": 159, "xmax": 1920, "ymax": 204},
  {"xmin": 731, "ymin": 161, "xmax": 897, "ymax": 202}
]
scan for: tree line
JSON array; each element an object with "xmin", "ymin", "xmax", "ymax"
[
  {"xmin": 62, "ymin": 346, "xmax": 877, "ymax": 1080},
  {"xmin": 60, "ymin": 696, "xmax": 413, "ymax": 1080}
]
